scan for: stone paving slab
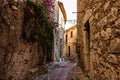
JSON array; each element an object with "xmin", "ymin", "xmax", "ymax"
[
  {"xmin": 50, "ymin": 60, "xmax": 75, "ymax": 80},
  {"xmin": 67, "ymin": 64, "xmax": 89, "ymax": 80}
]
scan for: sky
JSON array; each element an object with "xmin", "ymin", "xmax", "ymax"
[
  {"xmin": 60, "ymin": 0, "xmax": 77, "ymax": 30},
  {"xmin": 61, "ymin": 0, "xmax": 77, "ymax": 20}
]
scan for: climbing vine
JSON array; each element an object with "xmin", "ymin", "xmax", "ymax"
[{"xmin": 22, "ymin": 0, "xmax": 57, "ymax": 57}]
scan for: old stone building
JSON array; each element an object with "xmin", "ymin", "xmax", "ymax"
[
  {"xmin": 64, "ymin": 25, "xmax": 77, "ymax": 59},
  {"xmin": 77, "ymin": 0, "xmax": 120, "ymax": 80},
  {"xmin": 54, "ymin": 1, "xmax": 67, "ymax": 61}
]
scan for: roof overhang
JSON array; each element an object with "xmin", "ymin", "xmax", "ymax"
[{"xmin": 58, "ymin": 1, "xmax": 67, "ymax": 23}]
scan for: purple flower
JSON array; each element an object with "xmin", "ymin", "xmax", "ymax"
[
  {"xmin": 44, "ymin": 0, "xmax": 55, "ymax": 9},
  {"xmin": 47, "ymin": 15, "xmax": 51, "ymax": 19}
]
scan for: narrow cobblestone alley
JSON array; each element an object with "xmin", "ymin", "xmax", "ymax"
[{"xmin": 0, "ymin": 0, "xmax": 120, "ymax": 80}]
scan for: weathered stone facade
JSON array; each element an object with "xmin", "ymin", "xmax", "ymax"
[
  {"xmin": 64, "ymin": 25, "xmax": 77, "ymax": 59},
  {"xmin": 77, "ymin": 0, "xmax": 120, "ymax": 80},
  {"xmin": 54, "ymin": 1, "xmax": 66, "ymax": 61},
  {"xmin": 54, "ymin": 27, "xmax": 64, "ymax": 61}
]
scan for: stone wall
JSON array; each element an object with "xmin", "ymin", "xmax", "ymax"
[
  {"xmin": 77, "ymin": 0, "xmax": 120, "ymax": 79},
  {"xmin": 0, "ymin": 1, "xmax": 50, "ymax": 80}
]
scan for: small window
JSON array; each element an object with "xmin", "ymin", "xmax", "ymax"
[
  {"xmin": 66, "ymin": 35, "xmax": 67, "ymax": 44},
  {"xmin": 68, "ymin": 46, "xmax": 70, "ymax": 56},
  {"xmin": 71, "ymin": 31, "xmax": 73, "ymax": 38}
]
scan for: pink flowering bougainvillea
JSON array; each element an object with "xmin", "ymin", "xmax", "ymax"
[
  {"xmin": 44, "ymin": 0, "xmax": 58, "ymax": 26},
  {"xmin": 44, "ymin": 0, "xmax": 55, "ymax": 9},
  {"xmin": 26, "ymin": 0, "xmax": 58, "ymax": 27}
]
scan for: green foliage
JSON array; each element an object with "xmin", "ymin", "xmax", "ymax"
[{"xmin": 25, "ymin": 0, "xmax": 55, "ymax": 55}]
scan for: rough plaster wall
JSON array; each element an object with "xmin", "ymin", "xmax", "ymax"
[{"xmin": 0, "ymin": 1, "xmax": 46, "ymax": 80}]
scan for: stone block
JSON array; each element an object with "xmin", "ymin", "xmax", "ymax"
[
  {"xmin": 117, "ymin": 9, "xmax": 120, "ymax": 17},
  {"xmin": 78, "ymin": 0, "xmax": 87, "ymax": 12},
  {"xmin": 89, "ymin": 15, "xmax": 94, "ymax": 23},
  {"xmin": 107, "ymin": 13, "xmax": 117, "ymax": 23},
  {"xmin": 107, "ymin": 54, "xmax": 117, "ymax": 64},
  {"xmin": 110, "ymin": 38, "xmax": 120, "ymax": 54},
  {"xmin": 95, "ymin": 13, "xmax": 98, "ymax": 20},
  {"xmin": 97, "ymin": 16, "xmax": 107, "ymax": 27},
  {"xmin": 82, "ymin": 9, "xmax": 92, "ymax": 24},
  {"xmin": 115, "ymin": 29, "xmax": 120, "ymax": 37},
  {"xmin": 111, "ymin": 7, "xmax": 118, "ymax": 16},
  {"xmin": 106, "ymin": 28, "xmax": 112, "ymax": 37},
  {"xmin": 104, "ymin": 1, "xmax": 110, "ymax": 11},
  {"xmin": 115, "ymin": 19, "xmax": 120, "ymax": 28},
  {"xmin": 11, "ymin": 5, "xmax": 18, "ymax": 11},
  {"xmin": 93, "ymin": 43, "xmax": 97, "ymax": 50},
  {"xmin": 100, "ymin": 28, "xmax": 112, "ymax": 40},
  {"xmin": 94, "ymin": 32, "xmax": 100, "ymax": 40},
  {"xmin": 101, "ymin": 30, "xmax": 106, "ymax": 38},
  {"xmin": 93, "ymin": 2, "xmax": 102, "ymax": 13},
  {"xmin": 97, "ymin": 48, "xmax": 102, "ymax": 55}
]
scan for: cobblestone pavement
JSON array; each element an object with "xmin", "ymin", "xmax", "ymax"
[
  {"xmin": 67, "ymin": 64, "xmax": 89, "ymax": 80},
  {"xmin": 34, "ymin": 60, "xmax": 76, "ymax": 80},
  {"xmin": 50, "ymin": 60, "xmax": 75, "ymax": 80}
]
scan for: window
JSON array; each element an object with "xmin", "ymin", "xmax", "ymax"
[
  {"xmin": 66, "ymin": 35, "xmax": 67, "ymax": 44},
  {"xmin": 71, "ymin": 31, "xmax": 73, "ymax": 38},
  {"xmin": 68, "ymin": 46, "xmax": 70, "ymax": 57}
]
